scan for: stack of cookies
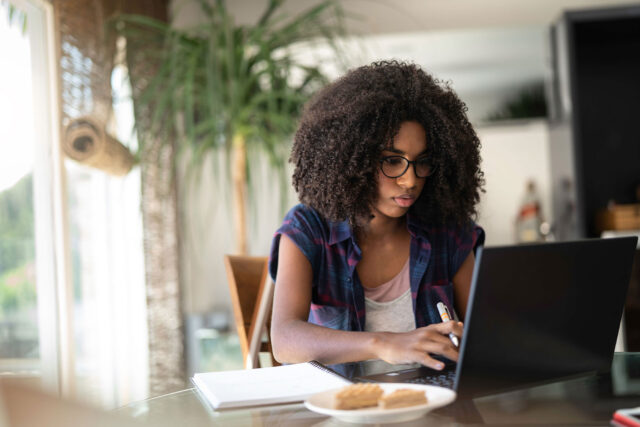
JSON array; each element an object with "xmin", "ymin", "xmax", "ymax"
[
  {"xmin": 334, "ymin": 384, "xmax": 384, "ymax": 410},
  {"xmin": 379, "ymin": 389, "xmax": 428, "ymax": 409},
  {"xmin": 333, "ymin": 384, "xmax": 427, "ymax": 410}
]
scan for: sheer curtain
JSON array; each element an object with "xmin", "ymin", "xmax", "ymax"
[
  {"xmin": 55, "ymin": 0, "xmax": 182, "ymax": 403},
  {"xmin": 65, "ymin": 162, "xmax": 149, "ymax": 408},
  {"xmin": 65, "ymin": 63, "xmax": 148, "ymax": 408}
]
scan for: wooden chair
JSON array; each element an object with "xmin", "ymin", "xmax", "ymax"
[{"xmin": 224, "ymin": 255, "xmax": 279, "ymax": 369}]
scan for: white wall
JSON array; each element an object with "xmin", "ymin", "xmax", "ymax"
[
  {"xmin": 476, "ymin": 120, "xmax": 552, "ymax": 246},
  {"xmin": 171, "ymin": 0, "xmax": 640, "ymax": 36},
  {"xmin": 179, "ymin": 151, "xmax": 295, "ymax": 315},
  {"xmin": 288, "ymin": 27, "xmax": 549, "ymax": 124}
]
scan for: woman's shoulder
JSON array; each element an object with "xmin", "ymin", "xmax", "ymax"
[
  {"xmin": 281, "ymin": 203, "xmax": 331, "ymax": 237},
  {"xmin": 283, "ymin": 203, "xmax": 324, "ymax": 224}
]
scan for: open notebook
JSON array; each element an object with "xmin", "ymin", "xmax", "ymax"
[{"xmin": 192, "ymin": 361, "xmax": 352, "ymax": 409}]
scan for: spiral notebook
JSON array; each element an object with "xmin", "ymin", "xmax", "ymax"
[{"xmin": 192, "ymin": 361, "xmax": 352, "ymax": 409}]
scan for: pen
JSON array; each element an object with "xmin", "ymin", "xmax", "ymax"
[{"xmin": 436, "ymin": 302, "xmax": 459, "ymax": 347}]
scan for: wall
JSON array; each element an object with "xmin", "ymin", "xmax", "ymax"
[
  {"xmin": 179, "ymin": 151, "xmax": 295, "ymax": 316},
  {"xmin": 476, "ymin": 120, "xmax": 552, "ymax": 246},
  {"xmin": 288, "ymin": 27, "xmax": 549, "ymax": 124},
  {"xmin": 171, "ymin": 0, "xmax": 640, "ymax": 36}
]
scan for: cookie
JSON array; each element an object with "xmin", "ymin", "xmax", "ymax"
[
  {"xmin": 378, "ymin": 388, "xmax": 427, "ymax": 409},
  {"xmin": 333, "ymin": 383, "xmax": 384, "ymax": 410}
]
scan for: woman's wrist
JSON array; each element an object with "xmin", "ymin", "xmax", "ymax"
[{"xmin": 368, "ymin": 331, "xmax": 391, "ymax": 360}]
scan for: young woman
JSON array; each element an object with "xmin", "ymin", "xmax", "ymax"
[{"xmin": 268, "ymin": 61, "xmax": 484, "ymax": 370}]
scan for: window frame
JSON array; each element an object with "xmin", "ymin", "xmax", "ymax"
[{"xmin": 1, "ymin": 0, "xmax": 74, "ymax": 397}]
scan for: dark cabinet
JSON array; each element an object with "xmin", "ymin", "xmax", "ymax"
[
  {"xmin": 549, "ymin": 5, "xmax": 640, "ymax": 350},
  {"xmin": 549, "ymin": 5, "xmax": 640, "ymax": 239}
]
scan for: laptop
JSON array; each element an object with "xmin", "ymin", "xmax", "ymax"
[{"xmin": 355, "ymin": 237, "xmax": 638, "ymax": 398}]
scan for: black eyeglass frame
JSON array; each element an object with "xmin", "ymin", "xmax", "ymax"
[{"xmin": 379, "ymin": 155, "xmax": 436, "ymax": 179}]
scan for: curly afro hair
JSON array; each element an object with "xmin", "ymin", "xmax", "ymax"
[{"xmin": 290, "ymin": 60, "xmax": 484, "ymax": 227}]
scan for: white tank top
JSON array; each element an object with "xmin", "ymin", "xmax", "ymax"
[{"xmin": 363, "ymin": 258, "xmax": 416, "ymax": 332}]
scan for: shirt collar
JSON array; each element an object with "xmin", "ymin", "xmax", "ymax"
[
  {"xmin": 406, "ymin": 211, "xmax": 429, "ymax": 240},
  {"xmin": 328, "ymin": 219, "xmax": 352, "ymax": 245}
]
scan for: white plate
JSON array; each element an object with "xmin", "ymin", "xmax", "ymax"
[{"xmin": 304, "ymin": 383, "xmax": 456, "ymax": 424}]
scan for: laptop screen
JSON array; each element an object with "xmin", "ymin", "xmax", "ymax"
[{"xmin": 455, "ymin": 237, "xmax": 637, "ymax": 396}]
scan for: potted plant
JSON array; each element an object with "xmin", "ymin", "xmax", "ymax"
[{"xmin": 112, "ymin": 0, "xmax": 346, "ymax": 254}]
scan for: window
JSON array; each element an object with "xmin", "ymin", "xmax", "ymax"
[{"xmin": 0, "ymin": 0, "xmax": 63, "ymax": 392}]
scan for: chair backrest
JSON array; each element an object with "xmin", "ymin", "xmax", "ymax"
[{"xmin": 224, "ymin": 255, "xmax": 279, "ymax": 369}]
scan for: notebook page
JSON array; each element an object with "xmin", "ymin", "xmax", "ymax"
[{"xmin": 192, "ymin": 362, "xmax": 351, "ymax": 409}]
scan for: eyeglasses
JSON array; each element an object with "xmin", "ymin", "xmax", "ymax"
[{"xmin": 379, "ymin": 155, "xmax": 435, "ymax": 179}]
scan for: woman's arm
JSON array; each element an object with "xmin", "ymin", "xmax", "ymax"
[
  {"xmin": 452, "ymin": 251, "xmax": 475, "ymax": 319},
  {"xmin": 271, "ymin": 235, "xmax": 463, "ymax": 369}
]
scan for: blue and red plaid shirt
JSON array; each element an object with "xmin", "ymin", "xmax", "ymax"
[{"xmin": 269, "ymin": 204, "xmax": 484, "ymax": 331}]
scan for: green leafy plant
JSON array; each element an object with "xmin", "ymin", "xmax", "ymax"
[
  {"xmin": 0, "ymin": 174, "xmax": 36, "ymax": 317},
  {"xmin": 0, "ymin": 174, "xmax": 34, "ymax": 272},
  {"xmin": 1, "ymin": 1, "xmax": 28, "ymax": 33},
  {"xmin": 485, "ymin": 83, "xmax": 548, "ymax": 122},
  {"xmin": 0, "ymin": 262, "xmax": 36, "ymax": 316},
  {"xmin": 111, "ymin": 0, "xmax": 347, "ymax": 253}
]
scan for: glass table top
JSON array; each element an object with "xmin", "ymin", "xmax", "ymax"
[{"xmin": 117, "ymin": 353, "xmax": 640, "ymax": 426}]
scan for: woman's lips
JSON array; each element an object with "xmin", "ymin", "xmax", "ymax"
[{"xmin": 393, "ymin": 195, "xmax": 415, "ymax": 207}]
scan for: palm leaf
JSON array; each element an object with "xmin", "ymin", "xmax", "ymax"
[{"xmin": 110, "ymin": 0, "xmax": 348, "ymax": 250}]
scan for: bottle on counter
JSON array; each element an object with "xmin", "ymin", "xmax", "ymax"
[{"xmin": 515, "ymin": 180, "xmax": 544, "ymax": 243}]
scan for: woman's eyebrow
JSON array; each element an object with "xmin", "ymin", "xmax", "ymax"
[
  {"xmin": 385, "ymin": 147, "xmax": 404, "ymax": 154},
  {"xmin": 384, "ymin": 147, "xmax": 429, "ymax": 156}
]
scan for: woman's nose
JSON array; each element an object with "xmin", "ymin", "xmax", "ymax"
[{"xmin": 396, "ymin": 165, "xmax": 417, "ymax": 189}]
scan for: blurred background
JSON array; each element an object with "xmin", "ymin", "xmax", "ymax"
[{"xmin": 0, "ymin": 0, "xmax": 639, "ymax": 411}]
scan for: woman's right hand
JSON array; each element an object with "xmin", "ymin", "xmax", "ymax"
[{"xmin": 374, "ymin": 321, "xmax": 463, "ymax": 370}]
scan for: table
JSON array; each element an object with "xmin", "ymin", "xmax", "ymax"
[{"xmin": 117, "ymin": 353, "xmax": 640, "ymax": 426}]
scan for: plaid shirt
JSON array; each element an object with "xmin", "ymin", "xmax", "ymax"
[{"xmin": 269, "ymin": 204, "xmax": 484, "ymax": 331}]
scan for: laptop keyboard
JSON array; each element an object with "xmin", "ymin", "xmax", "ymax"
[{"xmin": 405, "ymin": 369, "xmax": 456, "ymax": 388}]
